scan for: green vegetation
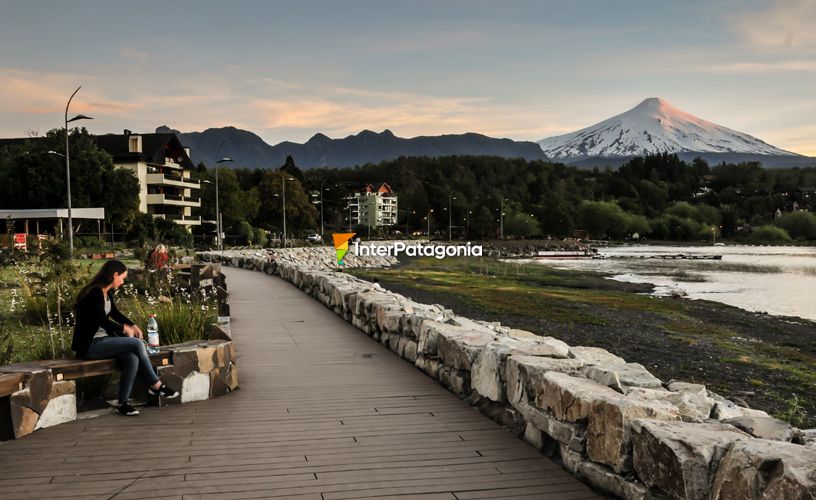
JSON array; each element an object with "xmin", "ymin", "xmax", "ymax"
[
  {"xmin": 0, "ymin": 246, "xmax": 214, "ymax": 364},
  {"xmin": 349, "ymin": 256, "xmax": 816, "ymax": 426}
]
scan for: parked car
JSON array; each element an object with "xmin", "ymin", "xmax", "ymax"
[{"xmin": 305, "ymin": 233, "xmax": 322, "ymax": 243}]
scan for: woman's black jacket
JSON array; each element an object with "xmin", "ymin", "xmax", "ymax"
[{"xmin": 71, "ymin": 287, "xmax": 135, "ymax": 358}]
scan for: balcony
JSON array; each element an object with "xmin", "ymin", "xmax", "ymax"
[
  {"xmin": 152, "ymin": 213, "xmax": 202, "ymax": 226},
  {"xmin": 147, "ymin": 193, "xmax": 201, "ymax": 208},
  {"xmin": 146, "ymin": 173, "xmax": 201, "ymax": 190}
]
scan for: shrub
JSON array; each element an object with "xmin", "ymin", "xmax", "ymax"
[
  {"xmin": 116, "ymin": 294, "xmax": 217, "ymax": 345},
  {"xmin": 775, "ymin": 212, "xmax": 816, "ymax": 240},
  {"xmin": 749, "ymin": 225, "xmax": 792, "ymax": 243}
]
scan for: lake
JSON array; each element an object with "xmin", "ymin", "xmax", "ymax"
[{"xmin": 522, "ymin": 244, "xmax": 816, "ymax": 322}]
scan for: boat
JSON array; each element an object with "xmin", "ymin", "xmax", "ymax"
[{"xmin": 532, "ymin": 249, "xmax": 597, "ymax": 259}]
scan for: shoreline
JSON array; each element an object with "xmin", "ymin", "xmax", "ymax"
[{"xmin": 348, "ymin": 255, "xmax": 816, "ymax": 427}]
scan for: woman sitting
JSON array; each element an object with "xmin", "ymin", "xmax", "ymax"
[{"xmin": 71, "ymin": 260, "xmax": 179, "ymax": 416}]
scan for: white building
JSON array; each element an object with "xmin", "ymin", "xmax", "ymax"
[{"xmin": 347, "ymin": 183, "xmax": 398, "ymax": 228}]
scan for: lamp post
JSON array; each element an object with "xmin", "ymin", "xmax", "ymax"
[
  {"xmin": 499, "ymin": 198, "xmax": 507, "ymax": 239},
  {"xmin": 273, "ymin": 175, "xmax": 295, "ymax": 247},
  {"xmin": 464, "ymin": 210, "xmax": 472, "ymax": 240},
  {"xmin": 63, "ymin": 86, "xmax": 93, "ymax": 257},
  {"xmin": 448, "ymin": 195, "xmax": 457, "ymax": 241},
  {"xmin": 215, "ymin": 158, "xmax": 233, "ymax": 251},
  {"xmin": 426, "ymin": 208, "xmax": 434, "ymax": 240}
]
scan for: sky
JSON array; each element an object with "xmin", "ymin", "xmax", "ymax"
[{"xmin": 1, "ymin": 0, "xmax": 815, "ymax": 155}]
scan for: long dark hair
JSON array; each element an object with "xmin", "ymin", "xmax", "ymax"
[{"xmin": 75, "ymin": 259, "xmax": 128, "ymax": 305}]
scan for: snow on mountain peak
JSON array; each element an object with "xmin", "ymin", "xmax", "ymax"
[{"xmin": 539, "ymin": 98, "xmax": 797, "ymax": 159}]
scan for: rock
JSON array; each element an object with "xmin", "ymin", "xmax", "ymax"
[
  {"xmin": 512, "ymin": 336, "xmax": 571, "ymax": 358},
  {"xmin": 711, "ymin": 439, "xmax": 816, "ymax": 499},
  {"xmin": 34, "ymin": 394, "xmax": 77, "ymax": 430},
  {"xmin": 796, "ymin": 429, "xmax": 816, "ymax": 447},
  {"xmin": 181, "ymin": 371, "xmax": 210, "ymax": 403},
  {"xmin": 587, "ymin": 396, "xmax": 680, "ymax": 473},
  {"xmin": 48, "ymin": 380, "xmax": 76, "ymax": 399},
  {"xmin": 581, "ymin": 362, "xmax": 663, "ymax": 394},
  {"xmin": 208, "ymin": 323, "xmax": 232, "ymax": 341},
  {"xmin": 537, "ymin": 372, "xmax": 621, "ymax": 423},
  {"xmin": 505, "ymin": 355, "xmax": 586, "ymax": 406},
  {"xmin": 11, "ymin": 403, "xmax": 38, "ymax": 439},
  {"xmin": 438, "ymin": 366, "xmax": 470, "ymax": 397},
  {"xmin": 667, "ymin": 380, "xmax": 707, "ymax": 398},
  {"xmin": 25, "ymin": 368, "xmax": 53, "ymax": 414},
  {"xmin": 415, "ymin": 356, "xmax": 443, "ymax": 379},
  {"xmin": 628, "ymin": 387, "xmax": 715, "ymax": 421},
  {"xmin": 471, "ymin": 341, "xmax": 514, "ymax": 403},
  {"xmin": 514, "ymin": 398, "xmax": 586, "ymax": 452},
  {"xmin": 632, "ymin": 419, "xmax": 750, "ymax": 500},
  {"xmin": 196, "ymin": 346, "xmax": 217, "ymax": 373},
  {"xmin": 709, "ymin": 392, "xmax": 769, "ymax": 420},
  {"xmin": 569, "ymin": 346, "xmax": 625, "ymax": 365},
  {"xmin": 723, "ymin": 416, "xmax": 795, "ymax": 442},
  {"xmin": 435, "ymin": 327, "xmax": 494, "ymax": 371},
  {"xmin": 560, "ymin": 443, "xmax": 583, "ymax": 474},
  {"xmin": 578, "ymin": 461, "xmax": 651, "ymax": 500},
  {"xmin": 523, "ymin": 422, "xmax": 544, "ymax": 449},
  {"xmin": 170, "ymin": 347, "xmax": 201, "ymax": 377}
]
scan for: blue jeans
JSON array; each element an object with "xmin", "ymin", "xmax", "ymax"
[{"xmin": 84, "ymin": 336, "xmax": 160, "ymax": 405}]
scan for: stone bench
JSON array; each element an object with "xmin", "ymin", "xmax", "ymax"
[{"xmin": 0, "ymin": 323, "xmax": 238, "ymax": 441}]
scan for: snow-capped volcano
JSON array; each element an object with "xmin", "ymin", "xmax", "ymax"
[{"xmin": 538, "ymin": 98, "xmax": 798, "ymax": 160}]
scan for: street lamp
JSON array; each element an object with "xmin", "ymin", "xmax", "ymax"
[
  {"xmin": 464, "ymin": 210, "xmax": 472, "ymax": 240},
  {"xmin": 448, "ymin": 195, "xmax": 457, "ymax": 241},
  {"xmin": 215, "ymin": 158, "xmax": 233, "ymax": 251},
  {"xmin": 273, "ymin": 175, "xmax": 296, "ymax": 247},
  {"xmin": 426, "ymin": 208, "xmax": 434, "ymax": 240},
  {"xmin": 498, "ymin": 198, "xmax": 508, "ymax": 239},
  {"xmin": 63, "ymin": 86, "xmax": 93, "ymax": 256}
]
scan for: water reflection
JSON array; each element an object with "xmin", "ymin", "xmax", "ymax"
[{"xmin": 525, "ymin": 245, "xmax": 816, "ymax": 321}]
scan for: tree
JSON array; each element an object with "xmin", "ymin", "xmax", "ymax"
[
  {"xmin": 775, "ymin": 212, "xmax": 816, "ymax": 240},
  {"xmin": 256, "ymin": 170, "xmax": 317, "ymax": 232}
]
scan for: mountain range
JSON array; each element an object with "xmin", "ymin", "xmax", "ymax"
[
  {"xmin": 157, "ymin": 97, "xmax": 814, "ymax": 170},
  {"xmin": 156, "ymin": 126, "xmax": 546, "ymax": 168}
]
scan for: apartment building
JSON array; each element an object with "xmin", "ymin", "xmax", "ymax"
[
  {"xmin": 95, "ymin": 131, "xmax": 201, "ymax": 228},
  {"xmin": 347, "ymin": 183, "xmax": 398, "ymax": 228}
]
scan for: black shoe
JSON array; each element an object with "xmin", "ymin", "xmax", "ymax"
[
  {"xmin": 148, "ymin": 383, "xmax": 179, "ymax": 399},
  {"xmin": 116, "ymin": 403, "xmax": 140, "ymax": 416}
]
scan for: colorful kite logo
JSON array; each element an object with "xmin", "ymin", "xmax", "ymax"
[{"xmin": 332, "ymin": 233, "xmax": 356, "ymax": 266}]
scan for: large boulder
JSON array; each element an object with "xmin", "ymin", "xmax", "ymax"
[
  {"xmin": 34, "ymin": 394, "xmax": 76, "ymax": 430},
  {"xmin": 435, "ymin": 325, "xmax": 494, "ymax": 371},
  {"xmin": 631, "ymin": 419, "xmax": 750, "ymax": 500},
  {"xmin": 711, "ymin": 439, "xmax": 816, "ymax": 499},
  {"xmin": 627, "ymin": 387, "xmax": 715, "ymax": 421},
  {"xmin": 581, "ymin": 362, "xmax": 663, "ymax": 394},
  {"xmin": 537, "ymin": 372, "xmax": 621, "ymax": 423},
  {"xmin": 587, "ymin": 396, "xmax": 681, "ymax": 473},
  {"xmin": 505, "ymin": 355, "xmax": 585, "ymax": 406},
  {"xmin": 723, "ymin": 415, "xmax": 795, "ymax": 442},
  {"xmin": 569, "ymin": 346, "xmax": 625, "ymax": 365},
  {"xmin": 472, "ymin": 336, "xmax": 569, "ymax": 403},
  {"xmin": 709, "ymin": 391, "xmax": 770, "ymax": 420}
]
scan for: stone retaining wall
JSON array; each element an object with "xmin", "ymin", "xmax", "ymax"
[
  {"xmin": 201, "ymin": 249, "xmax": 816, "ymax": 500},
  {"xmin": 4, "ymin": 325, "xmax": 238, "ymax": 440}
]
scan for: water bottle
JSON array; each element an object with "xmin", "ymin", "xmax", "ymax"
[{"xmin": 146, "ymin": 314, "xmax": 160, "ymax": 354}]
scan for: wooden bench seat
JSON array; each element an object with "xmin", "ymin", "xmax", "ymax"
[{"xmin": 0, "ymin": 351, "xmax": 172, "ymax": 386}]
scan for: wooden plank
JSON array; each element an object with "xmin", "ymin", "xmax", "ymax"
[
  {"xmin": 0, "ymin": 373, "xmax": 24, "ymax": 396},
  {"xmin": 0, "ymin": 267, "xmax": 596, "ymax": 499}
]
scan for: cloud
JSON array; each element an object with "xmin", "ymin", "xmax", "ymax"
[
  {"xmin": 119, "ymin": 47, "xmax": 149, "ymax": 61},
  {"xmin": 732, "ymin": 0, "xmax": 816, "ymax": 49},
  {"xmin": 695, "ymin": 60, "xmax": 816, "ymax": 74}
]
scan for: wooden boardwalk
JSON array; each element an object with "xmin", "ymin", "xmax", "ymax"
[{"xmin": 0, "ymin": 267, "xmax": 598, "ymax": 499}]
